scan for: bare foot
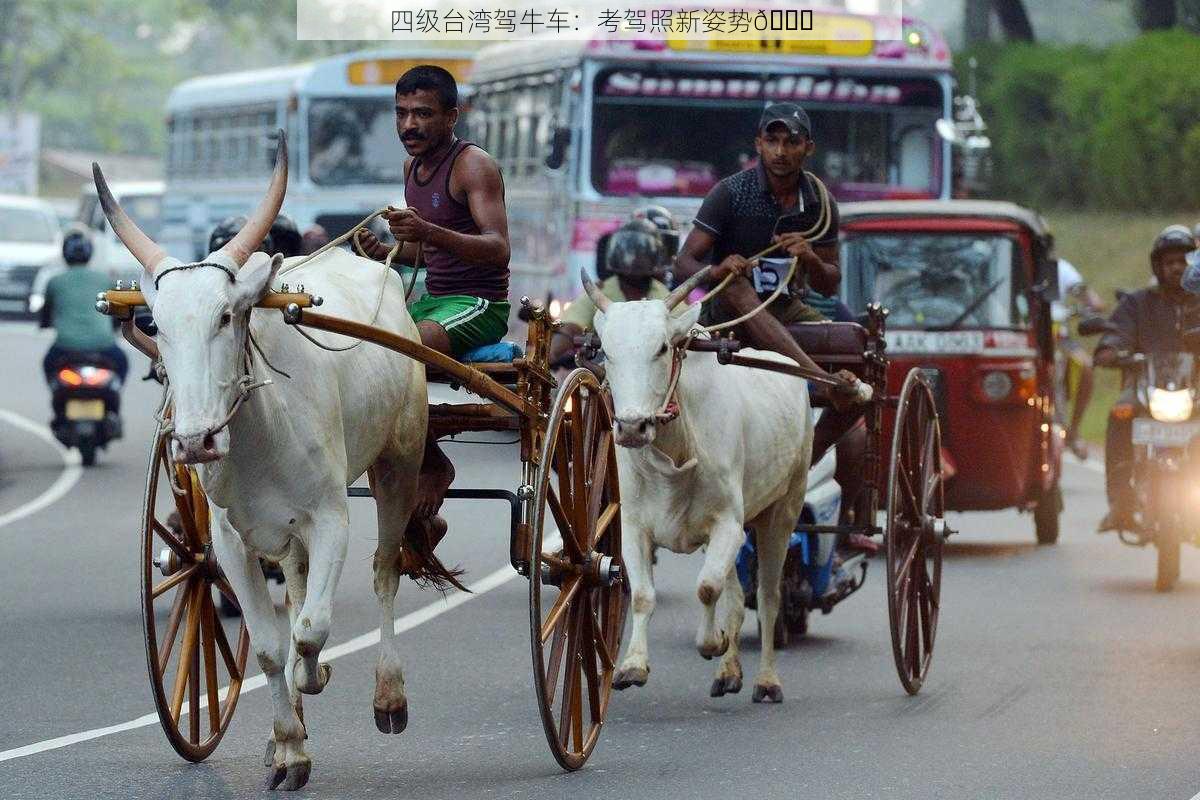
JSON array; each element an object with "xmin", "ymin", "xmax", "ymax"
[{"xmin": 414, "ymin": 442, "xmax": 455, "ymax": 521}]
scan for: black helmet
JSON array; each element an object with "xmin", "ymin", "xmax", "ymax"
[
  {"xmin": 632, "ymin": 204, "xmax": 679, "ymax": 260},
  {"xmin": 269, "ymin": 213, "xmax": 303, "ymax": 258},
  {"xmin": 606, "ymin": 218, "xmax": 665, "ymax": 278},
  {"xmin": 208, "ymin": 215, "xmax": 273, "ymax": 257},
  {"xmin": 1151, "ymin": 225, "xmax": 1196, "ymax": 260},
  {"xmin": 62, "ymin": 227, "xmax": 93, "ymax": 266}
]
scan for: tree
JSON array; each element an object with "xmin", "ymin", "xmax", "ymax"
[
  {"xmin": 1134, "ymin": 0, "xmax": 1178, "ymax": 28},
  {"xmin": 963, "ymin": 0, "xmax": 1035, "ymax": 43},
  {"xmin": 992, "ymin": 0, "xmax": 1035, "ymax": 40}
]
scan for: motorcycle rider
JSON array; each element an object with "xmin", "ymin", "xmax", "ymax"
[
  {"xmin": 1051, "ymin": 239, "xmax": 1106, "ymax": 460},
  {"xmin": 1095, "ymin": 225, "xmax": 1200, "ymax": 532},
  {"xmin": 549, "ymin": 216, "xmax": 672, "ymax": 366},
  {"xmin": 208, "ymin": 212, "xmax": 303, "ymax": 258},
  {"xmin": 40, "ymin": 226, "xmax": 128, "ymax": 408}
]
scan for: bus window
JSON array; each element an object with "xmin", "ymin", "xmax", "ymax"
[
  {"xmin": 589, "ymin": 69, "xmax": 943, "ymax": 198},
  {"xmin": 308, "ymin": 98, "xmax": 405, "ymax": 185}
]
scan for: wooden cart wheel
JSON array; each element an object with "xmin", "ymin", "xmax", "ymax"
[
  {"xmin": 529, "ymin": 368, "xmax": 628, "ymax": 771},
  {"xmin": 141, "ymin": 424, "xmax": 250, "ymax": 761},
  {"xmin": 885, "ymin": 369, "xmax": 945, "ymax": 696}
]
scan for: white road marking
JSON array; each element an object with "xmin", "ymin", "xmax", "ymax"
[
  {"xmin": 0, "ymin": 562, "xmax": 520, "ymax": 763},
  {"xmin": 0, "ymin": 408, "xmax": 83, "ymax": 530}
]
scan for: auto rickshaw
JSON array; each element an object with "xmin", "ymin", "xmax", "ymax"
[{"xmin": 840, "ymin": 200, "xmax": 1063, "ymax": 543}]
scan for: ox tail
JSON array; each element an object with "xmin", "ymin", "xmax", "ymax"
[{"xmin": 400, "ymin": 515, "xmax": 470, "ymax": 594}]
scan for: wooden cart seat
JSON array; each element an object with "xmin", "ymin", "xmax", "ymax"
[
  {"xmin": 786, "ymin": 321, "xmax": 869, "ymax": 365},
  {"xmin": 426, "ymin": 340, "xmax": 524, "ymax": 386}
]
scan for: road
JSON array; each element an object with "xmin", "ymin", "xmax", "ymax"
[{"xmin": 1, "ymin": 322, "xmax": 1199, "ymax": 800}]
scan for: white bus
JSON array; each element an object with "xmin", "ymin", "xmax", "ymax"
[
  {"xmin": 161, "ymin": 47, "xmax": 475, "ymax": 261},
  {"xmin": 466, "ymin": 8, "xmax": 962, "ymax": 308}
]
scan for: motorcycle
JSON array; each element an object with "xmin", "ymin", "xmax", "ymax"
[
  {"xmin": 1081, "ymin": 316, "xmax": 1200, "ymax": 591},
  {"xmin": 47, "ymin": 355, "xmax": 123, "ymax": 466}
]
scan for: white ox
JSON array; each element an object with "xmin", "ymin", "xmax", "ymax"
[
  {"xmin": 585, "ymin": 273, "xmax": 813, "ymax": 702},
  {"xmin": 96, "ymin": 137, "xmax": 431, "ymax": 790}
]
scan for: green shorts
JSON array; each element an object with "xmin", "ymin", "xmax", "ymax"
[{"xmin": 408, "ymin": 294, "xmax": 511, "ymax": 357}]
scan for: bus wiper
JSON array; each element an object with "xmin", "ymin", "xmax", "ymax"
[{"xmin": 926, "ymin": 277, "xmax": 1006, "ymax": 331}]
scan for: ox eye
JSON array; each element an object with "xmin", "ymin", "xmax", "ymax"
[
  {"xmin": 218, "ymin": 311, "xmax": 232, "ymax": 329},
  {"xmin": 657, "ymin": 343, "xmax": 668, "ymax": 357}
]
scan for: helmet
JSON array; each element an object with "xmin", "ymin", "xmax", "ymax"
[
  {"xmin": 632, "ymin": 204, "xmax": 679, "ymax": 260},
  {"xmin": 606, "ymin": 218, "xmax": 665, "ymax": 278},
  {"xmin": 1151, "ymin": 225, "xmax": 1196, "ymax": 260},
  {"xmin": 208, "ymin": 215, "xmax": 273, "ymax": 257},
  {"xmin": 269, "ymin": 213, "xmax": 303, "ymax": 258},
  {"xmin": 62, "ymin": 227, "xmax": 93, "ymax": 266}
]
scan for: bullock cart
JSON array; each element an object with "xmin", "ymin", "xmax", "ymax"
[
  {"xmin": 97, "ymin": 287, "xmax": 628, "ymax": 771},
  {"xmin": 575, "ymin": 302, "xmax": 950, "ymax": 695}
]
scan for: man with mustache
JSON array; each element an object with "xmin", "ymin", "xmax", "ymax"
[
  {"xmin": 675, "ymin": 103, "xmax": 871, "ymax": 544},
  {"xmin": 357, "ymin": 64, "xmax": 511, "ymax": 558}
]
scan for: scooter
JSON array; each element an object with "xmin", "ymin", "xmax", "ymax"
[{"xmin": 47, "ymin": 356, "xmax": 123, "ymax": 466}]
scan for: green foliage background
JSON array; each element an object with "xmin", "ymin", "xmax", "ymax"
[{"xmin": 964, "ymin": 31, "xmax": 1200, "ymax": 211}]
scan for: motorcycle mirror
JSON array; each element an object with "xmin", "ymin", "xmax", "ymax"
[{"xmin": 1077, "ymin": 316, "xmax": 1118, "ymax": 337}]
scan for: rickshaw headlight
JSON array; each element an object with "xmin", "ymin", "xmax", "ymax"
[
  {"xmin": 981, "ymin": 371, "xmax": 1013, "ymax": 401},
  {"xmin": 1149, "ymin": 388, "xmax": 1193, "ymax": 423}
]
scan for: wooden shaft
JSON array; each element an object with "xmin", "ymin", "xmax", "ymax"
[
  {"xmin": 102, "ymin": 289, "xmax": 315, "ymax": 310},
  {"xmin": 288, "ymin": 308, "xmax": 532, "ymax": 418}
]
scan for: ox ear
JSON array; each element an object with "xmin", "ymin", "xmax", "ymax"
[
  {"xmin": 593, "ymin": 308, "xmax": 608, "ymax": 338},
  {"xmin": 668, "ymin": 301, "xmax": 701, "ymax": 343},
  {"xmin": 231, "ymin": 252, "xmax": 284, "ymax": 312}
]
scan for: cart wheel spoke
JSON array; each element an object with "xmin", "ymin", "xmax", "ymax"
[
  {"xmin": 152, "ymin": 562, "xmax": 200, "ymax": 599},
  {"xmin": 210, "ymin": 601, "xmax": 242, "ymax": 680},
  {"xmin": 170, "ymin": 580, "xmax": 204, "ymax": 724},
  {"xmin": 543, "ymin": 610, "xmax": 569, "ymax": 708},
  {"xmin": 541, "ymin": 576, "xmax": 582, "ymax": 644},
  {"xmin": 546, "ymin": 486, "xmax": 584, "ymax": 562},
  {"xmin": 157, "ymin": 584, "xmax": 191, "ymax": 674},
  {"xmin": 151, "ymin": 520, "xmax": 193, "ymax": 565},
  {"xmin": 890, "ymin": 534, "xmax": 921, "ymax": 604},
  {"xmin": 557, "ymin": 606, "xmax": 583, "ymax": 748}
]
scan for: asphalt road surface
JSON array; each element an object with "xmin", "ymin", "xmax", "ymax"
[{"xmin": 2, "ymin": 322, "xmax": 1199, "ymax": 800}]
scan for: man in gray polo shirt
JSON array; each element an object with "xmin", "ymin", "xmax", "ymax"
[{"xmin": 676, "ymin": 103, "xmax": 869, "ymax": 529}]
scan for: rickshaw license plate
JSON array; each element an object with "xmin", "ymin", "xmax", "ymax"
[
  {"xmin": 65, "ymin": 399, "xmax": 105, "ymax": 421},
  {"xmin": 1132, "ymin": 419, "xmax": 1200, "ymax": 447}
]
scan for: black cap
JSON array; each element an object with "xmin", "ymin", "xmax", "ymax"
[{"xmin": 758, "ymin": 102, "xmax": 812, "ymax": 139}]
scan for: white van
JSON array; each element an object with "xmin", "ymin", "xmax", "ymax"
[
  {"xmin": 0, "ymin": 194, "xmax": 62, "ymax": 317},
  {"xmin": 75, "ymin": 180, "xmax": 164, "ymax": 285}
]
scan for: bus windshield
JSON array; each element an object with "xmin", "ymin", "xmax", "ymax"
[
  {"xmin": 308, "ymin": 97, "xmax": 405, "ymax": 186},
  {"xmin": 842, "ymin": 233, "xmax": 1023, "ymax": 329},
  {"xmin": 590, "ymin": 69, "xmax": 943, "ymax": 199}
]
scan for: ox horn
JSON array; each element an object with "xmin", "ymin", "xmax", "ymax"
[
  {"xmin": 581, "ymin": 270, "xmax": 612, "ymax": 312},
  {"xmin": 219, "ymin": 130, "xmax": 289, "ymax": 268},
  {"xmin": 93, "ymin": 162, "xmax": 166, "ymax": 272},
  {"xmin": 664, "ymin": 265, "xmax": 712, "ymax": 311}
]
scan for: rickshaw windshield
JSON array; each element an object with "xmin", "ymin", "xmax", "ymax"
[{"xmin": 842, "ymin": 233, "xmax": 1024, "ymax": 329}]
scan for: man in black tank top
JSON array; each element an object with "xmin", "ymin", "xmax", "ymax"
[{"xmin": 357, "ymin": 65, "xmax": 512, "ymax": 566}]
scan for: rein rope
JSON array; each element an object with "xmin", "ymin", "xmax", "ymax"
[{"xmin": 278, "ymin": 207, "xmax": 423, "ymax": 353}]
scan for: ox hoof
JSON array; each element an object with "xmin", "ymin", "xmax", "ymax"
[
  {"xmin": 751, "ymin": 684, "xmax": 784, "ymax": 704},
  {"xmin": 298, "ymin": 662, "xmax": 332, "ymax": 696},
  {"xmin": 613, "ymin": 666, "xmax": 649, "ymax": 690},
  {"xmin": 698, "ymin": 632, "xmax": 729, "ymax": 661},
  {"xmin": 374, "ymin": 702, "xmax": 408, "ymax": 735},
  {"xmin": 710, "ymin": 674, "xmax": 743, "ymax": 697},
  {"xmin": 263, "ymin": 738, "xmax": 276, "ymax": 768},
  {"xmin": 267, "ymin": 758, "xmax": 311, "ymax": 792}
]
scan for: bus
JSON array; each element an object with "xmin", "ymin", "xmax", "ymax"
[
  {"xmin": 466, "ymin": 8, "xmax": 963, "ymax": 309},
  {"xmin": 160, "ymin": 47, "xmax": 476, "ymax": 261}
]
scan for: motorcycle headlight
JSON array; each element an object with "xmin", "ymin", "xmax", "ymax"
[{"xmin": 1149, "ymin": 388, "xmax": 1194, "ymax": 423}]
